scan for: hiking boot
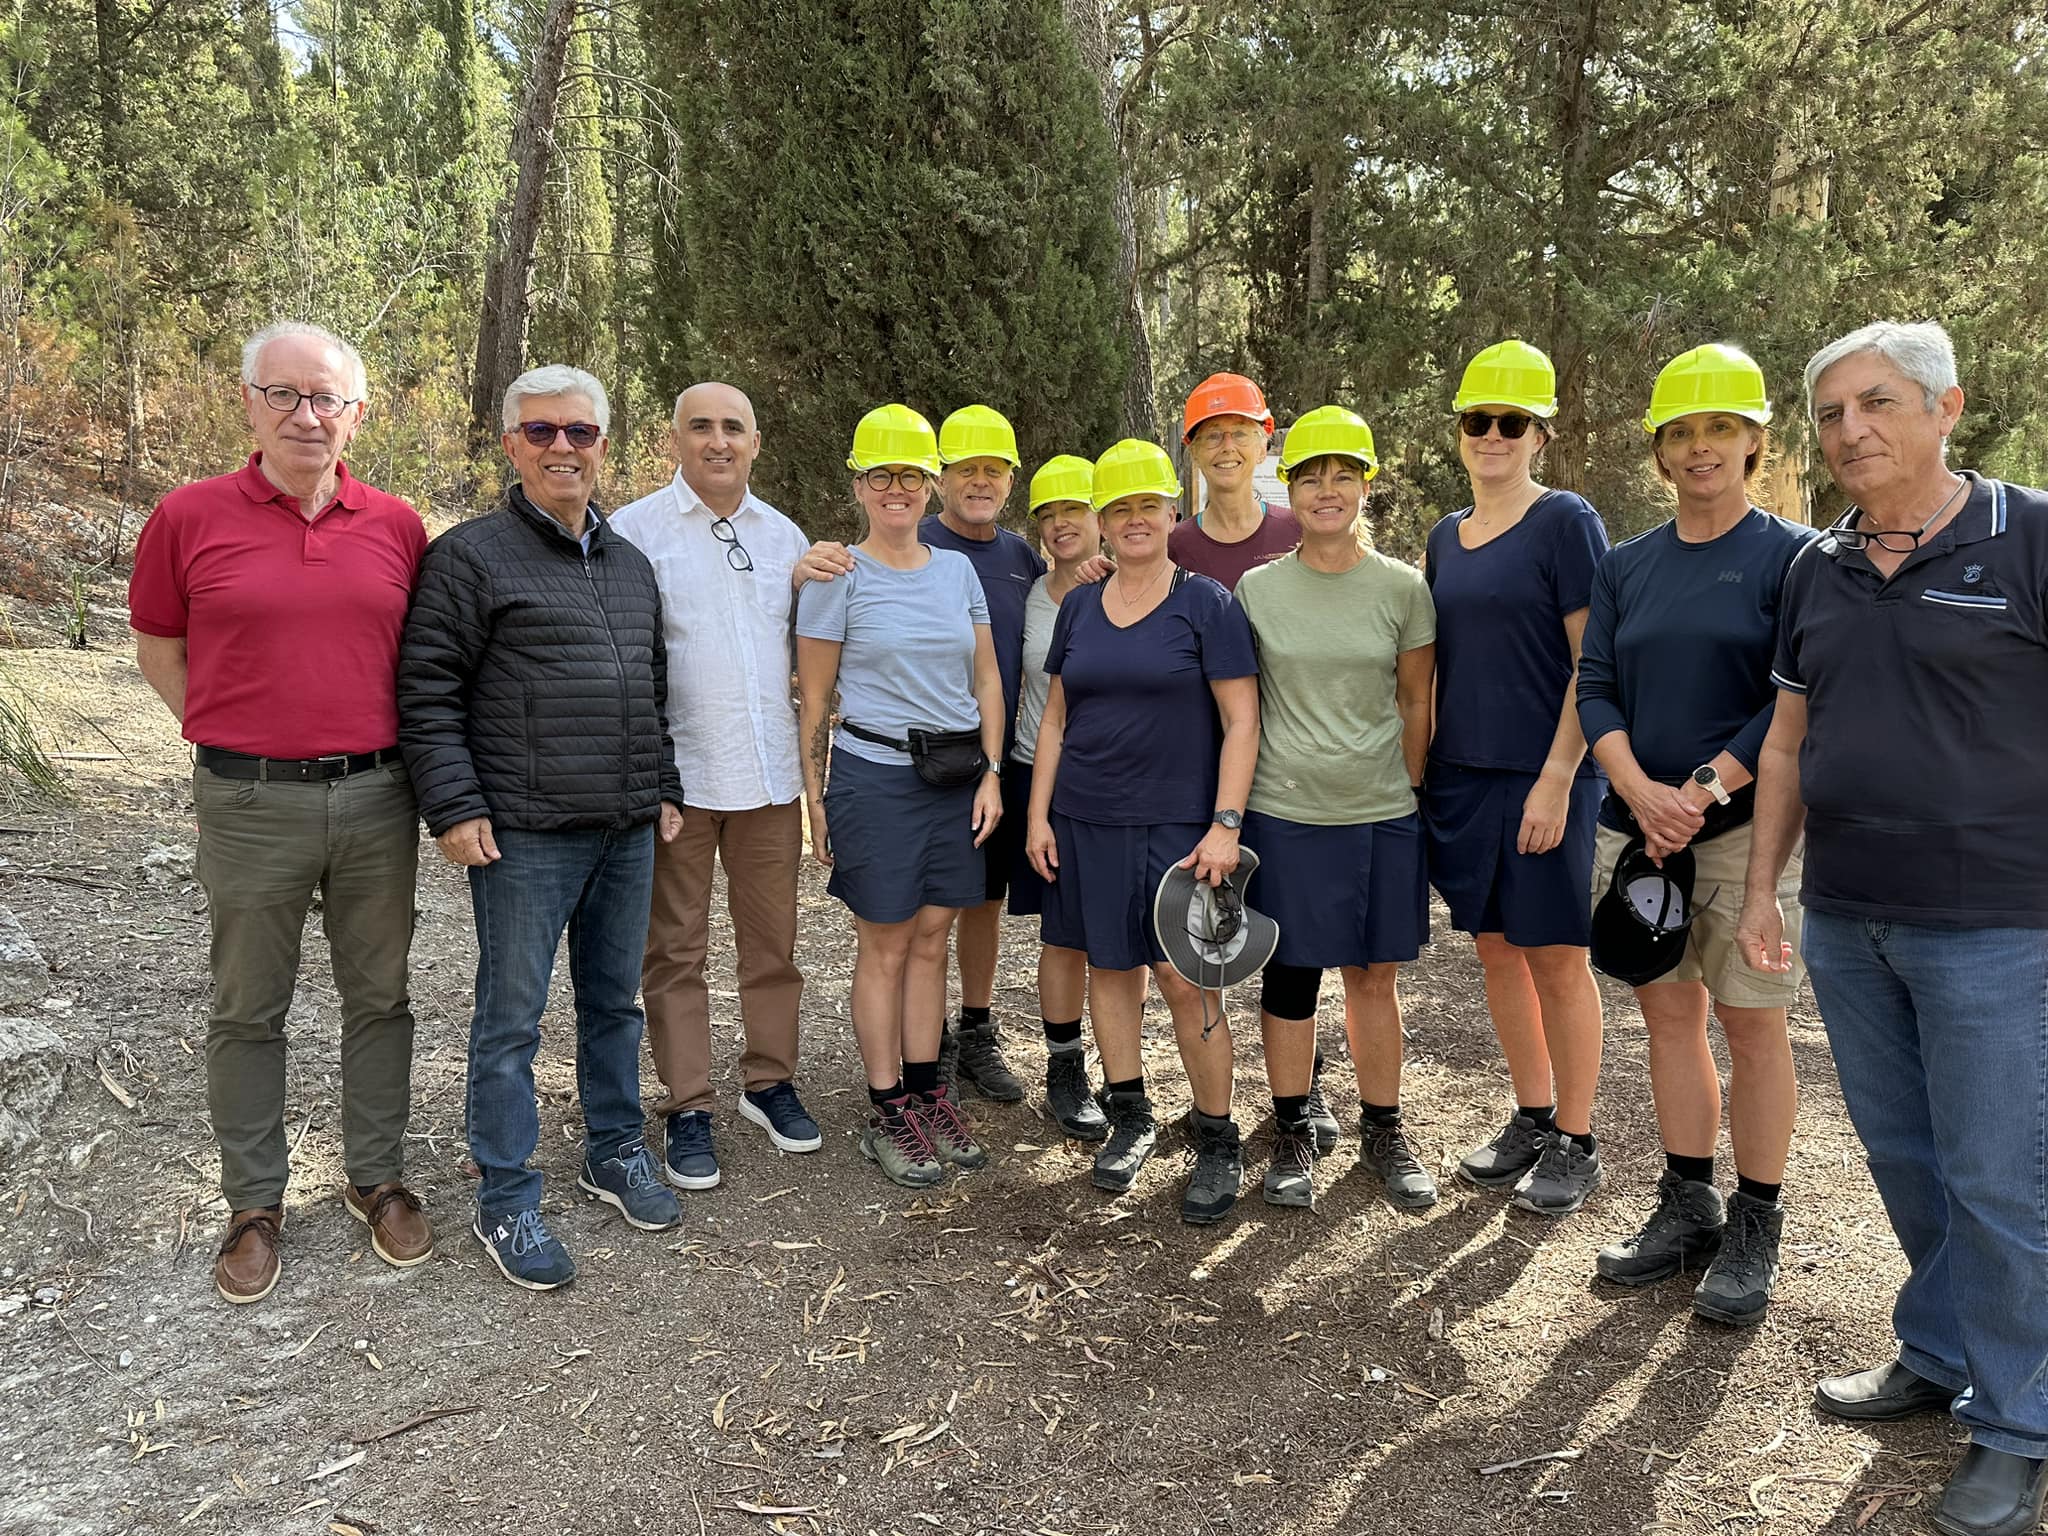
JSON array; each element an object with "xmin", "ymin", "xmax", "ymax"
[
  {"xmin": 955, "ymin": 1020, "xmax": 1025, "ymax": 1102},
  {"xmin": 662, "ymin": 1110, "xmax": 721, "ymax": 1191},
  {"xmin": 1692, "ymin": 1191, "xmax": 1783, "ymax": 1326},
  {"xmin": 473, "ymin": 1207, "xmax": 575, "ymax": 1291},
  {"xmin": 1093, "ymin": 1089, "xmax": 1157, "ymax": 1192},
  {"xmin": 1045, "ymin": 1045, "xmax": 1108, "ymax": 1142},
  {"xmin": 1182, "ymin": 1111, "xmax": 1244, "ymax": 1225},
  {"xmin": 1457, "ymin": 1113, "xmax": 1548, "ymax": 1189},
  {"xmin": 1358, "ymin": 1116, "xmax": 1439, "ymax": 1210},
  {"xmin": 1511, "ymin": 1130, "xmax": 1603, "ymax": 1215},
  {"xmin": 937, "ymin": 1027, "xmax": 960, "ymax": 1099},
  {"xmin": 913, "ymin": 1086, "xmax": 989, "ymax": 1170},
  {"xmin": 1262, "ymin": 1119, "xmax": 1316, "ymax": 1208},
  {"xmin": 578, "ymin": 1141, "xmax": 682, "ymax": 1231},
  {"xmin": 861, "ymin": 1098, "xmax": 944, "ymax": 1188},
  {"xmin": 1597, "ymin": 1171, "xmax": 1725, "ymax": 1285},
  {"xmin": 343, "ymin": 1181, "xmax": 433, "ymax": 1267},
  {"xmin": 214, "ymin": 1207, "xmax": 282, "ymax": 1304},
  {"xmin": 739, "ymin": 1081, "xmax": 823, "ymax": 1153},
  {"xmin": 1305, "ymin": 1060, "xmax": 1341, "ymax": 1158}
]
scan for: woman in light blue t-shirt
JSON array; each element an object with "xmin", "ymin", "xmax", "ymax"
[{"xmin": 796, "ymin": 406, "xmax": 1005, "ymax": 1193}]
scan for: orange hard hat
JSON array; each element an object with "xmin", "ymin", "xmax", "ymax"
[{"xmin": 1182, "ymin": 372, "xmax": 1275, "ymax": 442}]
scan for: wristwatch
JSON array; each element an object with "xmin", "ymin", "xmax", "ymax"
[
  {"xmin": 986, "ymin": 759, "xmax": 1002, "ymax": 778},
  {"xmin": 1691, "ymin": 764, "xmax": 1731, "ymax": 806},
  {"xmin": 1213, "ymin": 808, "xmax": 1243, "ymax": 830}
]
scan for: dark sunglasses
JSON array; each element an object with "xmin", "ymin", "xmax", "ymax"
[
  {"xmin": 1459, "ymin": 410, "xmax": 1538, "ymax": 440},
  {"xmin": 516, "ymin": 421, "xmax": 603, "ymax": 449}
]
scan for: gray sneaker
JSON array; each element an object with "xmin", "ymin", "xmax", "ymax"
[
  {"xmin": 1510, "ymin": 1130, "xmax": 1603, "ymax": 1215},
  {"xmin": 1262, "ymin": 1119, "xmax": 1316, "ymax": 1208},
  {"xmin": 1597, "ymin": 1171, "xmax": 1726, "ymax": 1285},
  {"xmin": 1092, "ymin": 1089, "xmax": 1157, "ymax": 1192},
  {"xmin": 1182, "ymin": 1112, "xmax": 1244, "ymax": 1225},
  {"xmin": 1304, "ymin": 1062, "xmax": 1341, "ymax": 1158},
  {"xmin": 1358, "ymin": 1116, "xmax": 1439, "ymax": 1209},
  {"xmin": 912, "ymin": 1087, "xmax": 988, "ymax": 1170},
  {"xmin": 1692, "ymin": 1191, "xmax": 1782, "ymax": 1326},
  {"xmin": 861, "ymin": 1099, "xmax": 944, "ymax": 1188},
  {"xmin": 1457, "ymin": 1113, "xmax": 1549, "ymax": 1188}
]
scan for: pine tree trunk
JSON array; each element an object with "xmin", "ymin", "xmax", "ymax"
[
  {"xmin": 1544, "ymin": 0, "xmax": 1601, "ymax": 496},
  {"xmin": 468, "ymin": 0, "xmax": 581, "ymax": 455}
]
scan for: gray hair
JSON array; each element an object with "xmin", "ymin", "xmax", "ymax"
[
  {"xmin": 502, "ymin": 365, "xmax": 610, "ymax": 434},
  {"xmin": 240, "ymin": 321, "xmax": 368, "ymax": 399},
  {"xmin": 1805, "ymin": 321, "xmax": 1958, "ymax": 415}
]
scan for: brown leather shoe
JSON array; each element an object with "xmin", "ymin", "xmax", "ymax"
[
  {"xmin": 214, "ymin": 1207, "xmax": 282, "ymax": 1303},
  {"xmin": 344, "ymin": 1182, "xmax": 434, "ymax": 1268}
]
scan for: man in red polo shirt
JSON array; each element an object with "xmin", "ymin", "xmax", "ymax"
[{"xmin": 128, "ymin": 320, "xmax": 431, "ymax": 1304}]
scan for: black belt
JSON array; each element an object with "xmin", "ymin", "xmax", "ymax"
[{"xmin": 196, "ymin": 744, "xmax": 401, "ymax": 782}]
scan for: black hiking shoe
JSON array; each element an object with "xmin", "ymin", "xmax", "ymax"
[
  {"xmin": 1596, "ymin": 1171, "xmax": 1726, "ymax": 1286},
  {"xmin": 937, "ymin": 1026, "xmax": 960, "ymax": 1100},
  {"xmin": 956, "ymin": 1020, "xmax": 1025, "ymax": 1102},
  {"xmin": 1305, "ymin": 1062, "xmax": 1341, "ymax": 1158},
  {"xmin": 1092, "ymin": 1089, "xmax": 1157, "ymax": 1192},
  {"xmin": 1457, "ymin": 1113, "xmax": 1548, "ymax": 1189},
  {"xmin": 1045, "ymin": 1046, "xmax": 1108, "ymax": 1142},
  {"xmin": 1358, "ymin": 1115, "xmax": 1439, "ymax": 1209},
  {"xmin": 1182, "ymin": 1112, "xmax": 1244, "ymax": 1225},
  {"xmin": 1692, "ymin": 1191, "xmax": 1782, "ymax": 1326},
  {"xmin": 1262, "ymin": 1118, "xmax": 1317, "ymax": 1208}
]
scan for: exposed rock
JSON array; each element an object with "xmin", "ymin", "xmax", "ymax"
[
  {"xmin": 138, "ymin": 843, "xmax": 195, "ymax": 882},
  {"xmin": 0, "ymin": 905, "xmax": 50, "ymax": 1011},
  {"xmin": 0, "ymin": 1014, "xmax": 67, "ymax": 1159}
]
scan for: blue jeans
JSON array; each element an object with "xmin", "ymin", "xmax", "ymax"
[
  {"xmin": 465, "ymin": 824, "xmax": 656, "ymax": 1216},
  {"xmin": 1804, "ymin": 910, "xmax": 2048, "ymax": 1457}
]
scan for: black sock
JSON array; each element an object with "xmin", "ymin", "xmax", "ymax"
[
  {"xmin": 1519, "ymin": 1103, "xmax": 1557, "ymax": 1131},
  {"xmin": 1360, "ymin": 1101, "xmax": 1402, "ymax": 1127},
  {"xmin": 1667, "ymin": 1151, "xmax": 1715, "ymax": 1184},
  {"xmin": 1312, "ymin": 1051, "xmax": 1326, "ymax": 1077},
  {"xmin": 1043, "ymin": 1017, "xmax": 1083, "ymax": 1047},
  {"xmin": 960, "ymin": 1005, "xmax": 992, "ymax": 1028},
  {"xmin": 1736, "ymin": 1174, "xmax": 1782, "ymax": 1205},
  {"xmin": 1566, "ymin": 1129, "xmax": 1598, "ymax": 1155},
  {"xmin": 902, "ymin": 1059, "xmax": 940, "ymax": 1096},
  {"xmin": 1105, "ymin": 1075, "xmax": 1144, "ymax": 1097},
  {"xmin": 869, "ymin": 1080, "xmax": 905, "ymax": 1109},
  {"xmin": 1273, "ymin": 1093, "xmax": 1309, "ymax": 1126}
]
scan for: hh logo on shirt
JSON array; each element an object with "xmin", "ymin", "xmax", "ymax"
[{"xmin": 1717, "ymin": 570, "xmax": 1744, "ymax": 584}]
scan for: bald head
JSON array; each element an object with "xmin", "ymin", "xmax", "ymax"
[{"xmin": 671, "ymin": 381, "xmax": 760, "ymax": 513}]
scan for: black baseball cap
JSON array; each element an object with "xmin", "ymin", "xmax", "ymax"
[{"xmin": 1590, "ymin": 839, "xmax": 1696, "ymax": 987}]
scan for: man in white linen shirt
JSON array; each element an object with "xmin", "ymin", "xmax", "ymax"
[{"xmin": 610, "ymin": 381, "xmax": 852, "ymax": 1190}]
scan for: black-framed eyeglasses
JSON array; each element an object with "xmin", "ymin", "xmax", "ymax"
[
  {"xmin": 256, "ymin": 384, "xmax": 358, "ymax": 419},
  {"xmin": 862, "ymin": 467, "xmax": 928, "ymax": 492},
  {"xmin": 516, "ymin": 420, "xmax": 603, "ymax": 449},
  {"xmin": 711, "ymin": 515, "xmax": 753, "ymax": 572},
  {"xmin": 1825, "ymin": 481, "xmax": 1966, "ymax": 554},
  {"xmin": 1459, "ymin": 410, "xmax": 1537, "ymax": 440}
]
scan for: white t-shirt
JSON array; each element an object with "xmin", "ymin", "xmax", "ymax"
[{"xmin": 1012, "ymin": 576, "xmax": 1059, "ymax": 766}]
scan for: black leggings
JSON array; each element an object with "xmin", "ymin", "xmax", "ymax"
[{"xmin": 1260, "ymin": 961, "xmax": 1321, "ymax": 1022}]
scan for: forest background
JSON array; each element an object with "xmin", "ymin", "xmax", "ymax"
[{"xmin": 4, "ymin": 0, "xmax": 2047, "ymax": 577}]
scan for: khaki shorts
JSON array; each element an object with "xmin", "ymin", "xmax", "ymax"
[{"xmin": 1591, "ymin": 819, "xmax": 1805, "ymax": 1008}]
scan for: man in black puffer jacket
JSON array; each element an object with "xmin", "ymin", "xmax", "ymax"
[{"xmin": 399, "ymin": 364, "xmax": 687, "ymax": 1292}]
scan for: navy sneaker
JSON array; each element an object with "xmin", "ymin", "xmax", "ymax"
[
  {"xmin": 577, "ymin": 1141, "xmax": 682, "ymax": 1230},
  {"xmin": 739, "ymin": 1081, "xmax": 823, "ymax": 1153},
  {"xmin": 473, "ymin": 1207, "xmax": 576, "ymax": 1291},
  {"xmin": 663, "ymin": 1110, "xmax": 722, "ymax": 1190}
]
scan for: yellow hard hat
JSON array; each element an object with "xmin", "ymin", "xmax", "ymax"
[
  {"xmin": 938, "ymin": 404, "xmax": 1021, "ymax": 467},
  {"xmin": 1642, "ymin": 344, "xmax": 1773, "ymax": 433},
  {"xmin": 847, "ymin": 403, "xmax": 941, "ymax": 474},
  {"xmin": 1277, "ymin": 406, "xmax": 1379, "ymax": 483},
  {"xmin": 1029, "ymin": 454, "xmax": 1095, "ymax": 513},
  {"xmin": 1452, "ymin": 340, "xmax": 1559, "ymax": 418},
  {"xmin": 1091, "ymin": 439, "xmax": 1181, "ymax": 511}
]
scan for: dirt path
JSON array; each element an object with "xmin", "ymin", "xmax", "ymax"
[{"xmin": 0, "ymin": 646, "xmax": 1956, "ymax": 1536}]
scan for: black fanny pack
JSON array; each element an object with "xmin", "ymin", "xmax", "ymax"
[{"xmin": 842, "ymin": 722, "xmax": 988, "ymax": 788}]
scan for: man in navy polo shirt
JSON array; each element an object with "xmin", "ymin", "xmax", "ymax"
[{"xmin": 1737, "ymin": 320, "xmax": 2048, "ymax": 1536}]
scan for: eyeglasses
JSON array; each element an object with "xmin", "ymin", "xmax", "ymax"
[
  {"xmin": 516, "ymin": 421, "xmax": 603, "ymax": 449},
  {"xmin": 711, "ymin": 515, "xmax": 753, "ymax": 572},
  {"xmin": 1826, "ymin": 480, "xmax": 1967, "ymax": 554},
  {"xmin": 255, "ymin": 384, "xmax": 358, "ymax": 419},
  {"xmin": 1459, "ymin": 410, "xmax": 1538, "ymax": 440},
  {"xmin": 1194, "ymin": 424, "xmax": 1263, "ymax": 448},
  {"xmin": 862, "ymin": 467, "xmax": 929, "ymax": 492}
]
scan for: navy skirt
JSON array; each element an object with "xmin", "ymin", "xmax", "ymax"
[
  {"xmin": 1423, "ymin": 763, "xmax": 1602, "ymax": 948},
  {"xmin": 1244, "ymin": 810, "xmax": 1428, "ymax": 968},
  {"xmin": 823, "ymin": 747, "xmax": 983, "ymax": 923},
  {"xmin": 1001, "ymin": 760, "xmax": 1048, "ymax": 917},
  {"xmin": 1040, "ymin": 813, "xmax": 1208, "ymax": 970}
]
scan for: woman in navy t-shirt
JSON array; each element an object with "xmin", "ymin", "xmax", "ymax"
[
  {"xmin": 1423, "ymin": 340, "xmax": 1610, "ymax": 1219},
  {"xmin": 1026, "ymin": 439, "xmax": 1259, "ymax": 1226}
]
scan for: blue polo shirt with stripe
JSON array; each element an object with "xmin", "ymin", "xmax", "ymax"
[{"xmin": 1772, "ymin": 471, "xmax": 2048, "ymax": 927}]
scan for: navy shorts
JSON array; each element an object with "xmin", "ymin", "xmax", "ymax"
[
  {"xmin": 1040, "ymin": 813, "xmax": 1208, "ymax": 971},
  {"xmin": 823, "ymin": 747, "xmax": 984, "ymax": 924},
  {"xmin": 1423, "ymin": 763, "xmax": 1602, "ymax": 948},
  {"xmin": 1001, "ymin": 760, "xmax": 1048, "ymax": 917},
  {"xmin": 1244, "ymin": 810, "xmax": 1428, "ymax": 968}
]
